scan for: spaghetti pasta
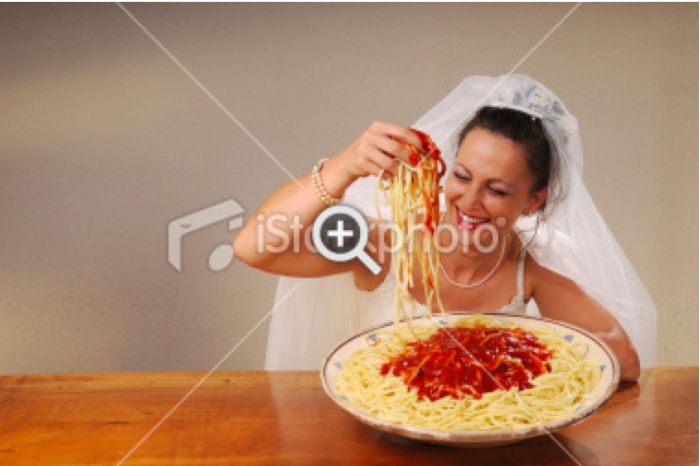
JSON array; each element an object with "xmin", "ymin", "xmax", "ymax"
[
  {"xmin": 335, "ymin": 314, "xmax": 601, "ymax": 431},
  {"xmin": 377, "ymin": 129, "xmax": 446, "ymax": 324}
]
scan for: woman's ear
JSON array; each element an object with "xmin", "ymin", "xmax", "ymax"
[{"xmin": 526, "ymin": 187, "xmax": 549, "ymax": 214}]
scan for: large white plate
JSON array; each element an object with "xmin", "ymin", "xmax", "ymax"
[{"xmin": 320, "ymin": 312, "xmax": 620, "ymax": 447}]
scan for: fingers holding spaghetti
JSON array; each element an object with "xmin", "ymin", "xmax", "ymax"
[
  {"xmin": 371, "ymin": 131, "xmax": 417, "ymax": 168},
  {"xmin": 335, "ymin": 121, "xmax": 426, "ymax": 181},
  {"xmin": 370, "ymin": 121, "xmax": 426, "ymax": 155},
  {"xmin": 358, "ymin": 142, "xmax": 398, "ymax": 179}
]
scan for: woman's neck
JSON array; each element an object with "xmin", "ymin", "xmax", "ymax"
[{"xmin": 437, "ymin": 228, "xmax": 514, "ymax": 282}]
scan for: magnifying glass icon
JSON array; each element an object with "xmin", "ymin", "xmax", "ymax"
[{"xmin": 312, "ymin": 205, "xmax": 382, "ymax": 275}]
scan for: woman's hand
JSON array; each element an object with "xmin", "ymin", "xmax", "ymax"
[
  {"xmin": 334, "ymin": 121, "xmax": 426, "ymax": 180},
  {"xmin": 233, "ymin": 121, "xmax": 419, "ymax": 282}
]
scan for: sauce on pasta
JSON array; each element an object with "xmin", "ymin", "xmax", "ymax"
[
  {"xmin": 380, "ymin": 325, "xmax": 553, "ymax": 401},
  {"xmin": 335, "ymin": 315, "xmax": 600, "ymax": 431}
]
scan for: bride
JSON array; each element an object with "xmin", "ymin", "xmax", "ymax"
[{"xmin": 233, "ymin": 74, "xmax": 656, "ymax": 381}]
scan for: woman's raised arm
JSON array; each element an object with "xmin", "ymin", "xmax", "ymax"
[{"xmin": 232, "ymin": 121, "xmax": 424, "ymax": 280}]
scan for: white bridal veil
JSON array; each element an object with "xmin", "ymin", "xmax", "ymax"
[{"xmin": 265, "ymin": 74, "xmax": 657, "ymax": 370}]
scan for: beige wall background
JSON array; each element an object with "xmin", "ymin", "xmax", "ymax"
[{"xmin": 1, "ymin": 3, "xmax": 696, "ymax": 374}]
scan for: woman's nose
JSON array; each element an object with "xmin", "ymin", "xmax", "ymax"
[{"xmin": 461, "ymin": 184, "xmax": 483, "ymax": 211}]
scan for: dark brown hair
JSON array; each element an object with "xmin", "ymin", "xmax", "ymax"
[{"xmin": 458, "ymin": 106, "xmax": 552, "ymax": 203}]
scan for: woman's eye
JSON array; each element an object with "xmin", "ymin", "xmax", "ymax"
[
  {"xmin": 489, "ymin": 187, "xmax": 508, "ymax": 197},
  {"xmin": 454, "ymin": 172, "xmax": 469, "ymax": 181}
]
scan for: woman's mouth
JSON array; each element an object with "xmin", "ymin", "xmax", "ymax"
[{"xmin": 455, "ymin": 206, "xmax": 490, "ymax": 230}]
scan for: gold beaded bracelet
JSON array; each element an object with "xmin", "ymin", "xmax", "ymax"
[{"xmin": 311, "ymin": 158, "xmax": 342, "ymax": 206}]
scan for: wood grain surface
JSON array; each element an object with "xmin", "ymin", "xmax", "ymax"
[{"xmin": 0, "ymin": 367, "xmax": 696, "ymax": 465}]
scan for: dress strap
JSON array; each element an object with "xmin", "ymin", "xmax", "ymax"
[{"xmin": 516, "ymin": 249, "xmax": 527, "ymax": 298}]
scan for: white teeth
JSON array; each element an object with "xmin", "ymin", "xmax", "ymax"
[{"xmin": 457, "ymin": 209, "xmax": 488, "ymax": 224}]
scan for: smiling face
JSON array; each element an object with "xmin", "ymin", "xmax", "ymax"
[{"xmin": 442, "ymin": 127, "xmax": 548, "ymax": 250}]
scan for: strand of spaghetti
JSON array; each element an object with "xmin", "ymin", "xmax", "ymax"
[{"xmin": 376, "ymin": 129, "xmax": 446, "ymax": 330}]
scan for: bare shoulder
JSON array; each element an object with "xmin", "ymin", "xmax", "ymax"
[
  {"xmin": 524, "ymin": 252, "xmax": 608, "ymax": 322},
  {"xmin": 511, "ymin": 234, "xmax": 572, "ymax": 301},
  {"xmin": 522, "ymin": 252, "xmax": 581, "ymax": 301},
  {"xmin": 525, "ymin": 254, "xmax": 558, "ymax": 282}
]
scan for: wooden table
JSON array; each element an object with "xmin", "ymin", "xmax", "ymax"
[{"xmin": 0, "ymin": 367, "xmax": 696, "ymax": 465}]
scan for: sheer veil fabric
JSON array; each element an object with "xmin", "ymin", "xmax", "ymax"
[{"xmin": 264, "ymin": 74, "xmax": 657, "ymax": 370}]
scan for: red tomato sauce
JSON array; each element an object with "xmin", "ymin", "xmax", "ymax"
[
  {"xmin": 394, "ymin": 129, "xmax": 446, "ymax": 235},
  {"xmin": 380, "ymin": 325, "xmax": 554, "ymax": 401}
]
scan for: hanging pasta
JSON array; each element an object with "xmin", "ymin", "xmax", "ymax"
[{"xmin": 377, "ymin": 129, "xmax": 447, "ymax": 326}]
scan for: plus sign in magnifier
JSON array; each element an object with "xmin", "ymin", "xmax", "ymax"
[{"xmin": 312, "ymin": 205, "xmax": 381, "ymax": 275}]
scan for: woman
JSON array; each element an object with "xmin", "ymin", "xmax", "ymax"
[{"xmin": 233, "ymin": 74, "xmax": 656, "ymax": 381}]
